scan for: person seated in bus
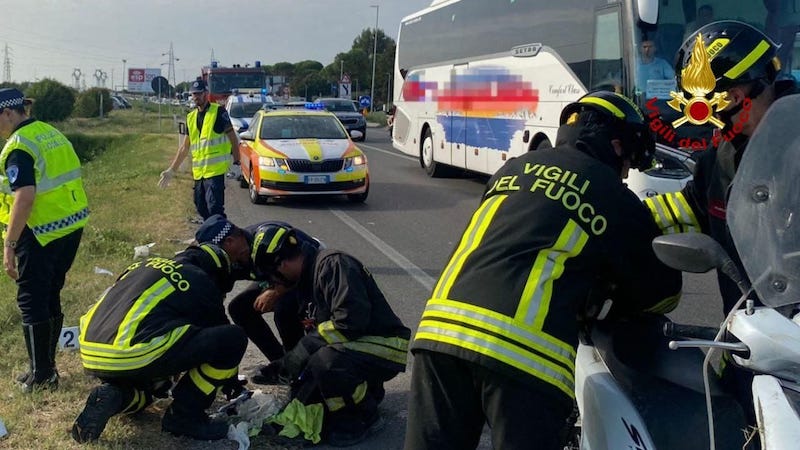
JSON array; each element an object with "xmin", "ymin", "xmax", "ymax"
[
  {"xmin": 635, "ymin": 39, "xmax": 675, "ymax": 95},
  {"xmin": 684, "ymin": 4, "xmax": 715, "ymax": 40}
]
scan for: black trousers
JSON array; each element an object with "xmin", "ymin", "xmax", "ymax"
[
  {"xmin": 404, "ymin": 350, "xmax": 573, "ymax": 450},
  {"xmin": 193, "ymin": 174, "xmax": 226, "ymax": 219},
  {"xmin": 89, "ymin": 324, "xmax": 247, "ymax": 411},
  {"xmin": 15, "ymin": 227, "xmax": 83, "ymax": 324},
  {"xmin": 293, "ymin": 345, "xmax": 398, "ymax": 434},
  {"xmin": 227, "ymin": 282, "xmax": 305, "ymax": 361}
]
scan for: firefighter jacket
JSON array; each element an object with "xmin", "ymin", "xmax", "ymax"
[
  {"xmin": 78, "ymin": 249, "xmax": 229, "ymax": 375},
  {"xmin": 412, "ymin": 146, "xmax": 682, "ymax": 400},
  {"xmin": 643, "ymin": 80, "xmax": 797, "ymax": 313},
  {"xmin": 187, "ymin": 103, "xmax": 231, "ymax": 180},
  {"xmin": 0, "ymin": 120, "xmax": 89, "ymax": 245},
  {"xmin": 288, "ymin": 248, "xmax": 411, "ymax": 374}
]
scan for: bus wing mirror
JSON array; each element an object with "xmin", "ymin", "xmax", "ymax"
[{"xmin": 637, "ymin": 0, "xmax": 658, "ymax": 25}]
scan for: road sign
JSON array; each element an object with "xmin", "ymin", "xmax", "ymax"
[
  {"xmin": 151, "ymin": 76, "xmax": 170, "ymax": 95},
  {"xmin": 359, "ymin": 95, "xmax": 371, "ymax": 108},
  {"xmin": 339, "ymin": 83, "xmax": 351, "ymax": 99},
  {"xmin": 341, "ymin": 74, "xmax": 351, "ymax": 83}
]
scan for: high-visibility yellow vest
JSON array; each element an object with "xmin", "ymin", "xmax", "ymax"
[
  {"xmin": 187, "ymin": 103, "xmax": 231, "ymax": 180},
  {"xmin": 0, "ymin": 121, "xmax": 89, "ymax": 245}
]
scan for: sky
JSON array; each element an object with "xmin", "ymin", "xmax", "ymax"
[{"xmin": 0, "ymin": 0, "xmax": 432, "ymax": 89}]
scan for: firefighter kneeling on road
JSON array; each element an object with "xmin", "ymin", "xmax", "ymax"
[
  {"xmin": 250, "ymin": 224, "xmax": 411, "ymax": 446},
  {"xmin": 71, "ymin": 242, "xmax": 249, "ymax": 443}
]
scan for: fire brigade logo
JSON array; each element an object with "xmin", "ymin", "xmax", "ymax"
[{"xmin": 667, "ymin": 33, "xmax": 731, "ymax": 128}]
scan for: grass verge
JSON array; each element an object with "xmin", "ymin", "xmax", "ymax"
[{"xmin": 0, "ymin": 109, "xmax": 213, "ymax": 449}]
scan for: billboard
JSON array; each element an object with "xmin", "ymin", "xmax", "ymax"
[{"xmin": 128, "ymin": 68, "xmax": 162, "ymax": 93}]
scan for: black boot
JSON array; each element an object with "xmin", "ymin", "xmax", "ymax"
[
  {"xmin": 161, "ymin": 370, "xmax": 229, "ymax": 440},
  {"xmin": 48, "ymin": 314, "xmax": 63, "ymax": 377},
  {"xmin": 161, "ymin": 402, "xmax": 229, "ymax": 441},
  {"xmin": 71, "ymin": 383, "xmax": 125, "ymax": 443},
  {"xmin": 19, "ymin": 320, "xmax": 58, "ymax": 393}
]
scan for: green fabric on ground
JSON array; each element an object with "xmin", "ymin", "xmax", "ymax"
[{"xmin": 267, "ymin": 398, "xmax": 324, "ymax": 444}]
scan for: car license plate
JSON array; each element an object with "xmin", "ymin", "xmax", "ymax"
[{"xmin": 305, "ymin": 175, "xmax": 329, "ymax": 184}]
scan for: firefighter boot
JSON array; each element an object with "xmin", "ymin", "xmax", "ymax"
[
  {"xmin": 19, "ymin": 320, "xmax": 59, "ymax": 392},
  {"xmin": 16, "ymin": 314, "xmax": 64, "ymax": 385},
  {"xmin": 161, "ymin": 367, "xmax": 231, "ymax": 440},
  {"xmin": 71, "ymin": 383, "xmax": 125, "ymax": 443}
]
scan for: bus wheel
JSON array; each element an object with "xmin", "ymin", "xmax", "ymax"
[{"xmin": 421, "ymin": 128, "xmax": 448, "ymax": 177}]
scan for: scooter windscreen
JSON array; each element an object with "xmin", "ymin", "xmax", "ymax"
[{"xmin": 728, "ymin": 94, "xmax": 800, "ymax": 308}]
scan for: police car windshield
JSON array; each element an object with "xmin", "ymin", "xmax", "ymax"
[
  {"xmin": 230, "ymin": 103, "xmax": 268, "ymax": 118},
  {"xmin": 261, "ymin": 115, "xmax": 348, "ymax": 140}
]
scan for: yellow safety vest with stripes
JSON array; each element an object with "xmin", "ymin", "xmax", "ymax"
[
  {"xmin": 78, "ymin": 253, "xmax": 226, "ymax": 373},
  {"xmin": 187, "ymin": 103, "xmax": 231, "ymax": 180},
  {"xmin": 643, "ymin": 192, "xmax": 702, "ymax": 235},
  {"xmin": 412, "ymin": 148, "xmax": 682, "ymax": 400},
  {"xmin": 0, "ymin": 120, "xmax": 89, "ymax": 245}
]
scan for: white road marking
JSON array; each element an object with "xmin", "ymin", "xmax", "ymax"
[
  {"xmin": 358, "ymin": 142, "xmax": 417, "ymax": 161},
  {"xmin": 329, "ymin": 209, "xmax": 436, "ymax": 292}
]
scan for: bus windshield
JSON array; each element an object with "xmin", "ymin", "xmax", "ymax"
[{"xmin": 632, "ymin": 1, "xmax": 799, "ymax": 149}]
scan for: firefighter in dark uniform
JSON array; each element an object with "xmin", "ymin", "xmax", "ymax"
[
  {"xmin": 250, "ymin": 223, "xmax": 411, "ymax": 446},
  {"xmin": 195, "ymin": 214, "xmax": 322, "ymax": 363},
  {"xmin": 642, "ymin": 20, "xmax": 797, "ymax": 425},
  {"xmin": 0, "ymin": 88, "xmax": 89, "ymax": 393},
  {"xmin": 644, "ymin": 20, "xmax": 796, "ymax": 315},
  {"xmin": 404, "ymin": 91, "xmax": 683, "ymax": 450},
  {"xmin": 159, "ymin": 79, "xmax": 239, "ymax": 220},
  {"xmin": 71, "ymin": 243, "xmax": 248, "ymax": 443}
]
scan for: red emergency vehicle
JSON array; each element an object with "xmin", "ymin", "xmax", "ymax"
[{"xmin": 200, "ymin": 62, "xmax": 268, "ymax": 104}]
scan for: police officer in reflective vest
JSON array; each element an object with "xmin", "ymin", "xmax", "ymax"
[
  {"xmin": 0, "ymin": 88, "xmax": 89, "ymax": 393},
  {"xmin": 404, "ymin": 91, "xmax": 683, "ymax": 450},
  {"xmin": 159, "ymin": 79, "xmax": 239, "ymax": 220},
  {"xmin": 71, "ymin": 243, "xmax": 248, "ymax": 443}
]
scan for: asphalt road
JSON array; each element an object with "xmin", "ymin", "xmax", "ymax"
[{"xmin": 222, "ymin": 126, "xmax": 725, "ymax": 449}]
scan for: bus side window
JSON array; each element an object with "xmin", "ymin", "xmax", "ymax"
[{"xmin": 591, "ymin": 7, "xmax": 623, "ymax": 93}]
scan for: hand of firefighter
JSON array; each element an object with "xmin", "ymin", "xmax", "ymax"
[
  {"xmin": 251, "ymin": 360, "xmax": 293, "ymax": 385},
  {"xmin": 158, "ymin": 168, "xmax": 174, "ymax": 189},
  {"xmin": 221, "ymin": 376, "xmax": 248, "ymax": 400},
  {"xmin": 253, "ymin": 288, "xmax": 283, "ymax": 313}
]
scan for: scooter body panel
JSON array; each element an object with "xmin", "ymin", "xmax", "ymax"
[
  {"xmin": 752, "ymin": 375, "xmax": 800, "ymax": 448},
  {"xmin": 575, "ymin": 344, "xmax": 656, "ymax": 450}
]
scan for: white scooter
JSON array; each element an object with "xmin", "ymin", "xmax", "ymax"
[{"xmin": 571, "ymin": 94, "xmax": 800, "ymax": 450}]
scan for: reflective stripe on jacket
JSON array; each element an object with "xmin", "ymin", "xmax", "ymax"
[
  {"xmin": 0, "ymin": 121, "xmax": 89, "ymax": 245},
  {"xmin": 187, "ymin": 103, "xmax": 231, "ymax": 180}
]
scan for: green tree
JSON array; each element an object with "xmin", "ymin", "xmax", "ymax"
[
  {"xmin": 25, "ymin": 78, "xmax": 76, "ymax": 122},
  {"xmin": 74, "ymin": 87, "xmax": 114, "ymax": 118}
]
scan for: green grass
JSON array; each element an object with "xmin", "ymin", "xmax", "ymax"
[{"xmin": 0, "ymin": 109, "xmax": 208, "ymax": 449}]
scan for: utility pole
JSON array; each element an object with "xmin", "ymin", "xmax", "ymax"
[
  {"xmin": 122, "ymin": 59, "xmax": 127, "ymax": 91},
  {"xmin": 370, "ymin": 5, "xmax": 379, "ymax": 112},
  {"xmin": 163, "ymin": 42, "xmax": 177, "ymax": 88},
  {"xmin": 72, "ymin": 68, "xmax": 82, "ymax": 91},
  {"xmin": 2, "ymin": 43, "xmax": 11, "ymax": 82}
]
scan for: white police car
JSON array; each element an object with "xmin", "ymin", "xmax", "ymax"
[{"xmin": 225, "ymin": 91, "xmax": 275, "ymax": 132}]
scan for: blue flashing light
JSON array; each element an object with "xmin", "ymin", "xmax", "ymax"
[
  {"xmin": 261, "ymin": 88, "xmax": 267, "ymax": 95},
  {"xmin": 345, "ymin": 167, "xmax": 354, "ymax": 173},
  {"xmin": 305, "ymin": 102, "xmax": 326, "ymax": 110}
]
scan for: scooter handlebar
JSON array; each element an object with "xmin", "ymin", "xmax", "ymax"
[{"xmin": 663, "ymin": 322, "xmax": 721, "ymax": 341}]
